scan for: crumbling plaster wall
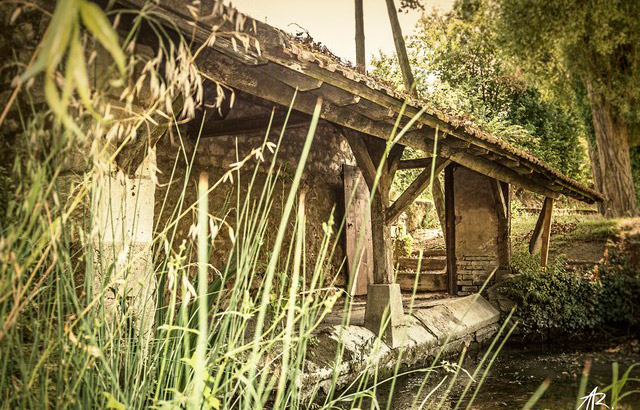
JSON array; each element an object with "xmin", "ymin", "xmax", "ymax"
[
  {"xmin": 154, "ymin": 98, "xmax": 356, "ymax": 288},
  {"xmin": 453, "ymin": 165, "xmax": 503, "ymax": 295}
]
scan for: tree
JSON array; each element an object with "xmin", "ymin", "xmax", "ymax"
[
  {"xmin": 371, "ymin": 0, "xmax": 588, "ymax": 183},
  {"xmin": 496, "ymin": 0, "xmax": 640, "ymax": 217}
]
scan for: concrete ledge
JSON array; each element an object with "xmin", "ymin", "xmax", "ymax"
[{"xmin": 303, "ymin": 295, "xmax": 501, "ymax": 399}]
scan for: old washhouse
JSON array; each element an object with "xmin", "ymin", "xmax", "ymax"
[{"xmin": 112, "ymin": 0, "xmax": 603, "ymax": 347}]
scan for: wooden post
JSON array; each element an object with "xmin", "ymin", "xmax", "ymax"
[
  {"xmin": 444, "ymin": 163, "xmax": 457, "ymax": 295},
  {"xmin": 354, "ymin": 0, "xmax": 365, "ymax": 71},
  {"xmin": 540, "ymin": 197, "xmax": 554, "ymax": 268},
  {"xmin": 492, "ymin": 180, "xmax": 511, "ymax": 278},
  {"xmin": 432, "ymin": 178, "xmax": 446, "ymax": 239},
  {"xmin": 384, "ymin": 0, "xmax": 416, "ymax": 96},
  {"xmin": 341, "ymin": 130, "xmax": 394, "ymax": 284}
]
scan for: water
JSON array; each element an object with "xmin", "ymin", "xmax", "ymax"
[{"xmin": 378, "ymin": 342, "xmax": 640, "ymax": 410}]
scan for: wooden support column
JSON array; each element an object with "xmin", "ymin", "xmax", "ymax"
[
  {"xmin": 341, "ymin": 129, "xmax": 395, "ymax": 284},
  {"xmin": 341, "ymin": 128, "xmax": 407, "ymax": 347},
  {"xmin": 432, "ymin": 178, "xmax": 446, "ymax": 238},
  {"xmin": 540, "ymin": 197, "xmax": 554, "ymax": 268},
  {"xmin": 528, "ymin": 197, "xmax": 554, "ymax": 268},
  {"xmin": 444, "ymin": 163, "xmax": 457, "ymax": 295},
  {"xmin": 492, "ymin": 180, "xmax": 511, "ymax": 279}
]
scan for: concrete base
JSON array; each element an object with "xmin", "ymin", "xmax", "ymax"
[
  {"xmin": 303, "ymin": 295, "xmax": 501, "ymax": 400},
  {"xmin": 363, "ymin": 283, "xmax": 406, "ymax": 348}
]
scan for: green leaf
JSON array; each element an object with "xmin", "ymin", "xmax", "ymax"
[
  {"xmin": 79, "ymin": 0, "xmax": 126, "ymax": 75},
  {"xmin": 21, "ymin": 0, "xmax": 78, "ymax": 81},
  {"xmin": 102, "ymin": 392, "xmax": 126, "ymax": 410},
  {"xmin": 68, "ymin": 24, "xmax": 95, "ymax": 114}
]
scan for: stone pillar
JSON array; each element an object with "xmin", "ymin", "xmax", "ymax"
[
  {"xmin": 452, "ymin": 166, "xmax": 502, "ymax": 295},
  {"xmin": 364, "ymin": 283, "xmax": 406, "ymax": 348},
  {"xmin": 92, "ymin": 148, "xmax": 157, "ymax": 337}
]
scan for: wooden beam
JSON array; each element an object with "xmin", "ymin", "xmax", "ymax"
[
  {"xmin": 444, "ymin": 164, "xmax": 457, "ymax": 295},
  {"xmin": 496, "ymin": 182, "xmax": 511, "ymax": 278},
  {"xmin": 387, "ymin": 158, "xmax": 449, "ymax": 225},
  {"xmin": 528, "ymin": 197, "xmax": 554, "ymax": 257},
  {"xmin": 491, "ymin": 179, "xmax": 508, "ymax": 219},
  {"xmin": 200, "ymin": 113, "xmax": 308, "ymax": 137},
  {"xmin": 355, "ymin": 0, "xmax": 365, "ymax": 71},
  {"xmin": 186, "ymin": 35, "xmax": 569, "ymax": 201},
  {"xmin": 439, "ymin": 145, "xmax": 562, "ymax": 200},
  {"xmin": 397, "ymin": 157, "xmax": 434, "ymax": 170},
  {"xmin": 387, "ymin": 144, "xmax": 405, "ymax": 185},
  {"xmin": 540, "ymin": 197, "xmax": 554, "ymax": 268}
]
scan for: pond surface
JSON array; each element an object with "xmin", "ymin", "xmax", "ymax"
[{"xmin": 378, "ymin": 342, "xmax": 640, "ymax": 410}]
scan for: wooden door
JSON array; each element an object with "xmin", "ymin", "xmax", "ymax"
[{"xmin": 343, "ymin": 164, "xmax": 374, "ymax": 295}]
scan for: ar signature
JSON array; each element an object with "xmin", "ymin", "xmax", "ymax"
[{"xmin": 577, "ymin": 387, "xmax": 610, "ymax": 410}]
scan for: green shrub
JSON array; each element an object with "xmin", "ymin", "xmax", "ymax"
[
  {"xmin": 499, "ymin": 250, "xmax": 640, "ymax": 337},
  {"xmin": 598, "ymin": 250, "xmax": 640, "ymax": 327}
]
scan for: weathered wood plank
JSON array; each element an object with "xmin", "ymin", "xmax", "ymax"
[
  {"xmin": 343, "ymin": 165, "xmax": 374, "ymax": 295},
  {"xmin": 342, "ymin": 129, "xmax": 394, "ymax": 284}
]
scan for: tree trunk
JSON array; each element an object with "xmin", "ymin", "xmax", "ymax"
[
  {"xmin": 585, "ymin": 137, "xmax": 606, "ymax": 215},
  {"xmin": 587, "ymin": 84, "xmax": 638, "ymax": 217}
]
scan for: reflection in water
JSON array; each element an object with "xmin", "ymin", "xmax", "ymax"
[{"xmin": 374, "ymin": 343, "xmax": 640, "ymax": 410}]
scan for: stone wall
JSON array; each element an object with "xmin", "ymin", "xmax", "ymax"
[
  {"xmin": 154, "ymin": 97, "xmax": 355, "ymax": 288},
  {"xmin": 453, "ymin": 165, "xmax": 504, "ymax": 294}
]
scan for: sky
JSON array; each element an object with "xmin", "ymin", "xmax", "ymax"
[{"xmin": 232, "ymin": 0, "xmax": 455, "ymax": 65}]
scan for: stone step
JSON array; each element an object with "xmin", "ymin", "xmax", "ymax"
[
  {"xmin": 397, "ymin": 256, "xmax": 447, "ymax": 271},
  {"xmin": 397, "ymin": 271, "xmax": 448, "ymax": 291}
]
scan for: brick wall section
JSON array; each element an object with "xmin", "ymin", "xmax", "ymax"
[{"xmin": 456, "ymin": 255, "xmax": 499, "ymax": 295}]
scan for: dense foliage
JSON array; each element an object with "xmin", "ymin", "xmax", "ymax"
[
  {"xmin": 497, "ymin": 0, "xmax": 640, "ymax": 216},
  {"xmin": 371, "ymin": 0, "xmax": 589, "ymax": 181},
  {"xmin": 499, "ymin": 250, "xmax": 640, "ymax": 338}
]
